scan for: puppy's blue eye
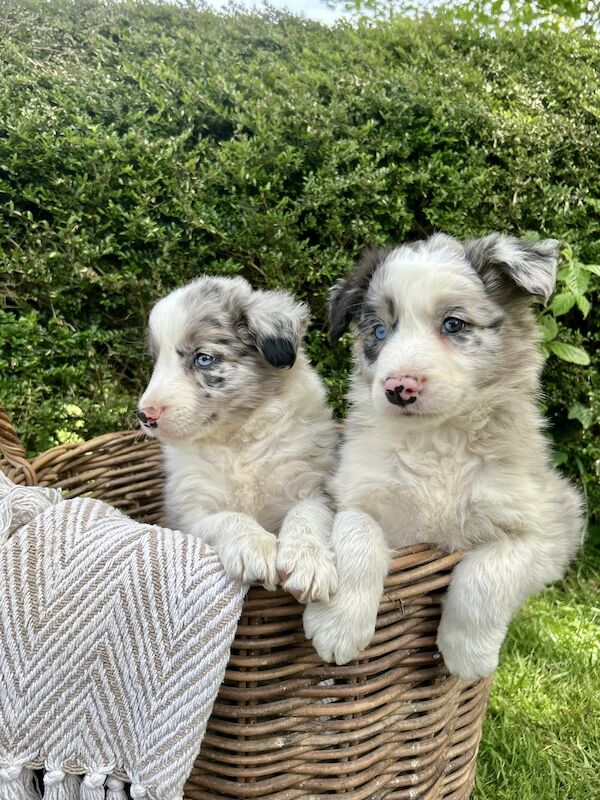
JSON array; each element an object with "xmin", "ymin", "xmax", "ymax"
[
  {"xmin": 194, "ymin": 353, "xmax": 216, "ymax": 368},
  {"xmin": 374, "ymin": 324, "xmax": 388, "ymax": 341},
  {"xmin": 442, "ymin": 317, "xmax": 465, "ymax": 334}
]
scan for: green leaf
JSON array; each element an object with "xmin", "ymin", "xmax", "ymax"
[
  {"xmin": 564, "ymin": 265, "xmax": 589, "ymax": 296},
  {"xmin": 537, "ymin": 314, "xmax": 558, "ymax": 341},
  {"xmin": 547, "ymin": 341, "xmax": 590, "ymax": 365},
  {"xmin": 551, "ymin": 292, "xmax": 576, "ymax": 316},
  {"xmin": 575, "ymin": 293, "xmax": 591, "ymax": 318},
  {"xmin": 582, "ymin": 263, "xmax": 600, "ymax": 277},
  {"xmin": 552, "ymin": 449, "xmax": 570, "ymax": 467},
  {"xmin": 568, "ymin": 402, "xmax": 593, "ymax": 430}
]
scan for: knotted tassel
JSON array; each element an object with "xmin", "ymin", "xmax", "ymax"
[
  {"xmin": 43, "ymin": 771, "xmax": 80, "ymax": 800},
  {"xmin": 104, "ymin": 778, "xmax": 126, "ymax": 800},
  {"xmin": 0, "ymin": 766, "xmax": 40, "ymax": 800},
  {"xmin": 79, "ymin": 774, "xmax": 105, "ymax": 800},
  {"xmin": 129, "ymin": 785, "xmax": 147, "ymax": 800}
]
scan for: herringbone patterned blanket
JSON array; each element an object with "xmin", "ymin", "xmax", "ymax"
[{"xmin": 0, "ymin": 473, "xmax": 246, "ymax": 800}]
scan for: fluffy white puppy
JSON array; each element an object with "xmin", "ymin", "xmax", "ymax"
[
  {"xmin": 138, "ymin": 275, "xmax": 338, "ymax": 602},
  {"xmin": 303, "ymin": 233, "xmax": 585, "ymax": 679}
]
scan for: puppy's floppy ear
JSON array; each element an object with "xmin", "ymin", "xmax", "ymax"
[
  {"xmin": 465, "ymin": 233, "xmax": 560, "ymax": 301},
  {"xmin": 329, "ymin": 247, "xmax": 391, "ymax": 344},
  {"xmin": 243, "ymin": 289, "xmax": 309, "ymax": 368}
]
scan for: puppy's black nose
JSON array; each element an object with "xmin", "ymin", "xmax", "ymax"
[
  {"xmin": 385, "ymin": 386, "xmax": 417, "ymax": 407},
  {"xmin": 136, "ymin": 409, "xmax": 148, "ymax": 423}
]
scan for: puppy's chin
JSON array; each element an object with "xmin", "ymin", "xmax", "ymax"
[
  {"xmin": 376, "ymin": 404, "xmax": 441, "ymax": 427},
  {"xmin": 138, "ymin": 422, "xmax": 160, "ymax": 439}
]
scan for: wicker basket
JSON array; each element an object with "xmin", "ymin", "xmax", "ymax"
[{"xmin": 0, "ymin": 405, "xmax": 492, "ymax": 800}]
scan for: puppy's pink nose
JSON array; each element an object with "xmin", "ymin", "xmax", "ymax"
[
  {"xmin": 137, "ymin": 405, "xmax": 164, "ymax": 426},
  {"xmin": 383, "ymin": 376, "xmax": 426, "ymax": 406}
]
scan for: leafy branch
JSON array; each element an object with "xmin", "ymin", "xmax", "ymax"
[{"xmin": 537, "ymin": 242, "xmax": 597, "ymax": 366}]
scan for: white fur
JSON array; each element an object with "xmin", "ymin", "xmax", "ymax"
[
  {"xmin": 139, "ymin": 278, "xmax": 338, "ymax": 600},
  {"xmin": 160, "ymin": 366, "xmax": 338, "ymax": 598},
  {"xmin": 304, "ymin": 235, "xmax": 584, "ymax": 679}
]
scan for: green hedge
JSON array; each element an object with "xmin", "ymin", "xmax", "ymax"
[{"xmin": 1, "ymin": 0, "xmax": 598, "ymax": 515}]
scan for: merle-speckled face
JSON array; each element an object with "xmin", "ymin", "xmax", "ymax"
[
  {"xmin": 329, "ymin": 233, "xmax": 559, "ymax": 421},
  {"xmin": 138, "ymin": 276, "xmax": 308, "ymax": 441}
]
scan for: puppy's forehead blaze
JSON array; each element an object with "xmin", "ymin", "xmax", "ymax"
[
  {"xmin": 370, "ymin": 249, "xmax": 487, "ymax": 317},
  {"xmin": 149, "ymin": 290, "xmax": 188, "ymax": 342}
]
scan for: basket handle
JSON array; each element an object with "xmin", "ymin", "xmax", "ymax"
[{"xmin": 0, "ymin": 405, "xmax": 37, "ymax": 485}]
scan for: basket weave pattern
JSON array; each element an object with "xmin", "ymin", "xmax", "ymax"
[{"xmin": 0, "ymin": 406, "xmax": 492, "ymax": 800}]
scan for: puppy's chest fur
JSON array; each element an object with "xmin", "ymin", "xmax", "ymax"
[
  {"xmin": 168, "ymin": 443, "xmax": 275, "ymax": 525},
  {"xmin": 335, "ymin": 425, "xmax": 518, "ymax": 550},
  {"xmin": 164, "ymin": 403, "xmax": 335, "ymax": 533}
]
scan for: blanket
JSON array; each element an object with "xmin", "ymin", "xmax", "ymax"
[{"xmin": 0, "ymin": 472, "xmax": 246, "ymax": 800}]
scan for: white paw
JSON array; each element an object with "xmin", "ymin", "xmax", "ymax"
[
  {"xmin": 303, "ymin": 593, "xmax": 378, "ymax": 665},
  {"xmin": 277, "ymin": 542, "xmax": 338, "ymax": 603},
  {"xmin": 218, "ymin": 532, "xmax": 278, "ymax": 591},
  {"xmin": 436, "ymin": 618, "xmax": 502, "ymax": 680}
]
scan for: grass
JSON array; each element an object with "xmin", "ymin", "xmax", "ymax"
[{"xmin": 473, "ymin": 524, "xmax": 600, "ymax": 799}]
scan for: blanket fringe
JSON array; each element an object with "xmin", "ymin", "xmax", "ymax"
[
  {"xmin": 104, "ymin": 778, "xmax": 126, "ymax": 800},
  {"xmin": 79, "ymin": 774, "xmax": 105, "ymax": 800},
  {"xmin": 0, "ymin": 766, "xmax": 145, "ymax": 800},
  {"xmin": 43, "ymin": 771, "xmax": 80, "ymax": 800},
  {"xmin": 129, "ymin": 784, "xmax": 147, "ymax": 800},
  {"xmin": 0, "ymin": 766, "xmax": 40, "ymax": 800}
]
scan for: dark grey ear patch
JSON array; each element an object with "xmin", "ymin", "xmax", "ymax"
[
  {"xmin": 240, "ymin": 289, "xmax": 308, "ymax": 369},
  {"xmin": 258, "ymin": 335, "xmax": 297, "ymax": 368},
  {"xmin": 465, "ymin": 234, "xmax": 560, "ymax": 301},
  {"xmin": 329, "ymin": 247, "xmax": 393, "ymax": 343}
]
